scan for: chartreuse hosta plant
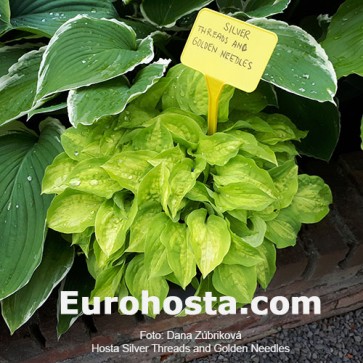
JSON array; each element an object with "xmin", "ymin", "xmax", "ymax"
[
  {"xmin": 42, "ymin": 65, "xmax": 332, "ymax": 315},
  {"xmin": 4, "ymin": 0, "xmax": 361, "ymax": 335}
]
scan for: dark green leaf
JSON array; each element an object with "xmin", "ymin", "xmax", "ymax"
[
  {"xmin": 321, "ymin": 0, "xmax": 363, "ymax": 78},
  {"xmin": 57, "ymin": 256, "xmax": 95, "ymax": 338},
  {"xmin": 2, "ymin": 231, "xmax": 74, "ymax": 334},
  {"xmin": 0, "ymin": 118, "xmax": 64, "ymax": 299},
  {"xmin": 276, "ymin": 88, "xmax": 340, "ymax": 161},
  {"xmin": 140, "ymin": 0, "xmax": 213, "ymax": 27}
]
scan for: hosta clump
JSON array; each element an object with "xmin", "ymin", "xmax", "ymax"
[{"xmin": 43, "ymin": 65, "xmax": 332, "ymax": 312}]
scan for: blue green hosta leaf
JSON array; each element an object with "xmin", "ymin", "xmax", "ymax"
[
  {"xmin": 197, "ymin": 133, "xmax": 242, "ymax": 166},
  {"xmin": 212, "ymin": 264, "xmax": 257, "ymax": 303},
  {"xmin": 269, "ymin": 160, "xmax": 298, "ymax": 209},
  {"xmin": 0, "ymin": 48, "xmax": 44, "ymax": 126},
  {"xmin": 249, "ymin": 18, "xmax": 337, "ymax": 102},
  {"xmin": 95, "ymin": 199, "xmax": 137, "ymax": 257},
  {"xmin": 3, "ymin": 0, "xmax": 117, "ymax": 37},
  {"xmin": 36, "ymin": 16, "xmax": 154, "ymax": 100},
  {"xmin": 0, "ymin": 119, "xmax": 63, "ymax": 300},
  {"xmin": 0, "ymin": 44, "xmax": 37, "ymax": 77},
  {"xmin": 321, "ymin": 0, "xmax": 363, "ymax": 78},
  {"xmin": 42, "ymin": 152, "xmax": 78, "ymax": 194},
  {"xmin": 186, "ymin": 208, "xmax": 231, "ymax": 278},
  {"xmin": 255, "ymin": 240, "xmax": 276, "ymax": 289},
  {"xmin": 68, "ymin": 59, "xmax": 170, "ymax": 127},
  {"xmin": 265, "ymin": 208, "xmax": 301, "ymax": 248},
  {"xmin": 244, "ymin": 0, "xmax": 291, "ymax": 18},
  {"xmin": 102, "ymin": 151, "xmax": 154, "ymax": 194},
  {"xmin": 140, "ymin": 0, "xmax": 213, "ymax": 28},
  {"xmin": 125, "ymin": 255, "xmax": 169, "ymax": 316},
  {"xmin": 161, "ymin": 222, "xmax": 196, "ymax": 289},
  {"xmin": 28, "ymin": 101, "xmax": 67, "ymax": 120},
  {"xmin": 162, "ymin": 65, "xmax": 234, "ymax": 122},
  {"xmin": 57, "ymin": 257, "xmax": 95, "ymax": 338},
  {"xmin": 2, "ymin": 232, "xmax": 74, "ymax": 334},
  {"xmin": 47, "ymin": 189, "xmax": 104, "ymax": 233},
  {"xmin": 290, "ymin": 174, "xmax": 332, "ymax": 224}
]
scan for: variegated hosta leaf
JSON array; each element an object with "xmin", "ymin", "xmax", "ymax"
[
  {"xmin": 1, "ymin": 232, "xmax": 74, "ymax": 334},
  {"xmin": 36, "ymin": 16, "xmax": 154, "ymax": 100},
  {"xmin": 249, "ymin": 18, "xmax": 337, "ymax": 103},
  {"xmin": 1, "ymin": 0, "xmax": 117, "ymax": 37},
  {"xmin": 0, "ymin": 48, "xmax": 44, "ymax": 126},
  {"xmin": 140, "ymin": 0, "xmax": 214, "ymax": 28},
  {"xmin": 68, "ymin": 59, "xmax": 170, "ymax": 127}
]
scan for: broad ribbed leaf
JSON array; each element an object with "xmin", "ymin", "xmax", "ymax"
[
  {"xmin": 2, "ymin": 231, "xmax": 74, "ymax": 334},
  {"xmin": 0, "ymin": 48, "xmax": 44, "ymax": 126},
  {"xmin": 321, "ymin": 0, "xmax": 363, "ymax": 78},
  {"xmin": 212, "ymin": 264, "xmax": 257, "ymax": 303},
  {"xmin": 4, "ymin": 0, "xmax": 117, "ymax": 37},
  {"xmin": 68, "ymin": 60, "xmax": 170, "ymax": 127},
  {"xmin": 36, "ymin": 16, "xmax": 154, "ymax": 99},
  {"xmin": 276, "ymin": 88, "xmax": 340, "ymax": 161},
  {"xmin": 0, "ymin": 118, "xmax": 63, "ymax": 299},
  {"xmin": 186, "ymin": 208, "xmax": 231, "ymax": 278},
  {"xmin": 249, "ymin": 18, "xmax": 337, "ymax": 102},
  {"xmin": 140, "ymin": 0, "xmax": 213, "ymax": 27},
  {"xmin": 57, "ymin": 256, "xmax": 95, "ymax": 338},
  {"xmin": 28, "ymin": 102, "xmax": 67, "ymax": 119},
  {"xmin": 0, "ymin": 44, "xmax": 36, "ymax": 77}
]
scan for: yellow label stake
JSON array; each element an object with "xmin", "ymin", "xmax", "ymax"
[{"xmin": 181, "ymin": 8, "xmax": 278, "ymax": 134}]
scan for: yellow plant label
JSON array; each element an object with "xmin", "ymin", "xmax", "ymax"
[{"xmin": 181, "ymin": 8, "xmax": 278, "ymax": 93}]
